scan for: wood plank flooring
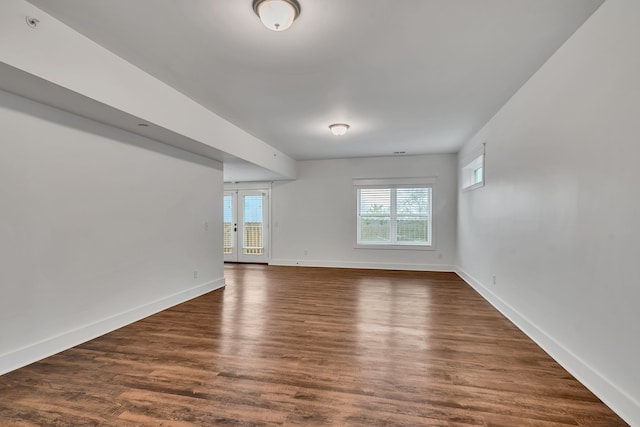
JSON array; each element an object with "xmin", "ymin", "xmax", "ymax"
[{"xmin": 0, "ymin": 264, "xmax": 628, "ymax": 426}]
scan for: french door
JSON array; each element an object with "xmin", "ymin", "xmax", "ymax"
[{"xmin": 223, "ymin": 190, "xmax": 269, "ymax": 263}]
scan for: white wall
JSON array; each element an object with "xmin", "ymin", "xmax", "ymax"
[
  {"xmin": 457, "ymin": 0, "xmax": 640, "ymax": 424},
  {"xmin": 0, "ymin": 0, "xmax": 296, "ymax": 179},
  {"xmin": 0, "ymin": 89, "xmax": 224, "ymax": 375},
  {"xmin": 271, "ymin": 154, "xmax": 457, "ymax": 270}
]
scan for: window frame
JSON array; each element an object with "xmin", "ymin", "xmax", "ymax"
[
  {"xmin": 353, "ymin": 177, "xmax": 436, "ymax": 251},
  {"xmin": 462, "ymin": 144, "xmax": 485, "ymax": 191}
]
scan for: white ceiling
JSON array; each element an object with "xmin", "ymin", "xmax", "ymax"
[{"xmin": 27, "ymin": 0, "xmax": 603, "ymax": 163}]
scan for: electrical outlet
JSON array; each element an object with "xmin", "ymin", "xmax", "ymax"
[
  {"xmin": 204, "ymin": 222, "xmax": 209, "ymax": 231},
  {"xmin": 194, "ymin": 270, "xmax": 198, "ymax": 280},
  {"xmin": 492, "ymin": 274, "xmax": 497, "ymax": 285},
  {"xmin": 303, "ymin": 250, "xmax": 308, "ymax": 256}
]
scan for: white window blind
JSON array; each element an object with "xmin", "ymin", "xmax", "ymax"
[{"xmin": 356, "ymin": 185, "xmax": 432, "ymax": 246}]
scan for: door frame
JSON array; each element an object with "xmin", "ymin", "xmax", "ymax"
[{"xmin": 224, "ymin": 182, "xmax": 271, "ymax": 263}]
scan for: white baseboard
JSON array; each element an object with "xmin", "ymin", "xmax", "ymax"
[
  {"xmin": 0, "ymin": 278, "xmax": 225, "ymax": 376},
  {"xmin": 455, "ymin": 267, "xmax": 639, "ymax": 427},
  {"xmin": 269, "ymin": 258, "xmax": 455, "ymax": 272}
]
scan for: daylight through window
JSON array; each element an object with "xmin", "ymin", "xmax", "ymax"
[
  {"xmin": 356, "ymin": 186, "xmax": 432, "ymax": 247},
  {"xmin": 462, "ymin": 147, "xmax": 485, "ymax": 191}
]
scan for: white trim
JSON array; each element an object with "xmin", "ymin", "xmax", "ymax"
[
  {"xmin": 353, "ymin": 176, "xmax": 437, "ymax": 187},
  {"xmin": 224, "ymin": 181, "xmax": 272, "ymax": 191},
  {"xmin": 455, "ymin": 267, "xmax": 639, "ymax": 427},
  {"xmin": 462, "ymin": 180, "xmax": 484, "ymax": 192},
  {"xmin": 269, "ymin": 258, "xmax": 454, "ymax": 272},
  {"xmin": 0, "ymin": 278, "xmax": 225, "ymax": 376}
]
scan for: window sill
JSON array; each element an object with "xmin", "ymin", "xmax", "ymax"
[{"xmin": 462, "ymin": 181, "xmax": 484, "ymax": 192}]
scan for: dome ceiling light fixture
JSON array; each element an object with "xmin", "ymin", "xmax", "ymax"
[
  {"xmin": 329, "ymin": 123, "xmax": 350, "ymax": 136},
  {"xmin": 253, "ymin": 0, "xmax": 301, "ymax": 32}
]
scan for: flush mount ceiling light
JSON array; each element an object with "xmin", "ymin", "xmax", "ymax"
[
  {"xmin": 253, "ymin": 0, "xmax": 301, "ymax": 32},
  {"xmin": 329, "ymin": 123, "xmax": 350, "ymax": 136}
]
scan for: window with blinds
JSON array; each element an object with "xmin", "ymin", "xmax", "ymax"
[{"xmin": 356, "ymin": 185, "xmax": 432, "ymax": 246}]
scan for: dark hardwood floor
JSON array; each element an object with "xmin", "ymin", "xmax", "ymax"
[{"xmin": 0, "ymin": 264, "xmax": 627, "ymax": 426}]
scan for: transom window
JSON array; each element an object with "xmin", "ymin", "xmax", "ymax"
[
  {"xmin": 356, "ymin": 185, "xmax": 432, "ymax": 247},
  {"xmin": 462, "ymin": 145, "xmax": 485, "ymax": 191}
]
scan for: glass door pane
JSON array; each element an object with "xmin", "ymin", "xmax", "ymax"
[
  {"xmin": 242, "ymin": 195, "xmax": 264, "ymax": 256},
  {"xmin": 225, "ymin": 189, "xmax": 268, "ymax": 263},
  {"xmin": 223, "ymin": 191, "xmax": 239, "ymax": 262},
  {"xmin": 223, "ymin": 194, "xmax": 234, "ymax": 256}
]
